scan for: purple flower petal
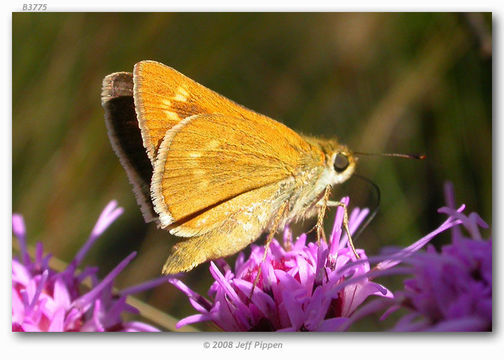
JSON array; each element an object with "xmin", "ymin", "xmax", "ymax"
[
  {"xmin": 123, "ymin": 322, "xmax": 161, "ymax": 332},
  {"xmin": 13, "ymin": 214, "xmax": 31, "ymax": 266},
  {"xmin": 12, "ymin": 202, "xmax": 164, "ymax": 332},
  {"xmin": 47, "ymin": 308, "xmax": 65, "ymax": 332},
  {"xmin": 315, "ymin": 317, "xmax": 349, "ymax": 331},
  {"xmin": 377, "ymin": 207, "xmax": 464, "ymax": 271},
  {"xmin": 71, "ymin": 201, "xmax": 124, "ymax": 269},
  {"xmin": 384, "ymin": 182, "xmax": 492, "ymax": 331},
  {"xmin": 73, "ymin": 252, "xmax": 137, "ymax": 310},
  {"xmin": 171, "ymin": 197, "xmax": 398, "ymax": 331},
  {"xmin": 427, "ymin": 317, "xmax": 489, "ymax": 332},
  {"xmin": 120, "ymin": 276, "xmax": 170, "ymax": 297}
]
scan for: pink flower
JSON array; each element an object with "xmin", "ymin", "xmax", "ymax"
[
  {"xmin": 169, "ymin": 196, "xmax": 463, "ymax": 331},
  {"xmin": 382, "ymin": 183, "xmax": 492, "ymax": 331},
  {"xmin": 12, "ymin": 201, "xmax": 169, "ymax": 332}
]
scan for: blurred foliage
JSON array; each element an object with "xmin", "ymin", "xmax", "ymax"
[{"xmin": 12, "ymin": 13, "xmax": 491, "ymax": 331}]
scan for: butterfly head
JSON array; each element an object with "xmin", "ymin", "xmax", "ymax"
[{"xmin": 304, "ymin": 137, "xmax": 357, "ymax": 186}]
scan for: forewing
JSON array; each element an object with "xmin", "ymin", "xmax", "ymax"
[
  {"xmin": 133, "ymin": 60, "xmax": 277, "ymax": 163},
  {"xmin": 151, "ymin": 113, "xmax": 316, "ymax": 236}
]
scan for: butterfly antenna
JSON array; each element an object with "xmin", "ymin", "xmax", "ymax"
[{"xmin": 354, "ymin": 151, "xmax": 426, "ymax": 160}]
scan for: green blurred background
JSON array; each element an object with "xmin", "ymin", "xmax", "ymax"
[{"xmin": 12, "ymin": 13, "xmax": 491, "ymax": 331}]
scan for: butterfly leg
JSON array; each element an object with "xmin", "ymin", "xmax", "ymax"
[
  {"xmin": 315, "ymin": 186, "xmax": 332, "ymax": 245},
  {"xmin": 323, "ymin": 199, "xmax": 360, "ymax": 260},
  {"xmin": 249, "ymin": 202, "xmax": 289, "ymax": 298}
]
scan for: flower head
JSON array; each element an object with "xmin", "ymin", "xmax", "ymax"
[
  {"xmin": 12, "ymin": 201, "xmax": 168, "ymax": 332},
  {"xmin": 385, "ymin": 183, "xmax": 492, "ymax": 331},
  {"xmin": 169, "ymin": 196, "xmax": 464, "ymax": 332}
]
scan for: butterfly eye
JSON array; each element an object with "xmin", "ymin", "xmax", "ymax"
[{"xmin": 333, "ymin": 153, "xmax": 349, "ymax": 173}]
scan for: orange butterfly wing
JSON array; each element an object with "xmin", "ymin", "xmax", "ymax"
[
  {"xmin": 151, "ymin": 113, "xmax": 319, "ymax": 236},
  {"xmin": 133, "ymin": 60, "xmax": 275, "ymax": 163}
]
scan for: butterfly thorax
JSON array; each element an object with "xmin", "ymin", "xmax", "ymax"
[{"xmin": 278, "ymin": 137, "xmax": 356, "ymax": 228}]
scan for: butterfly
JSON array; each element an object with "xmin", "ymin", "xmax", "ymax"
[{"xmin": 102, "ymin": 60, "xmax": 360, "ymax": 275}]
